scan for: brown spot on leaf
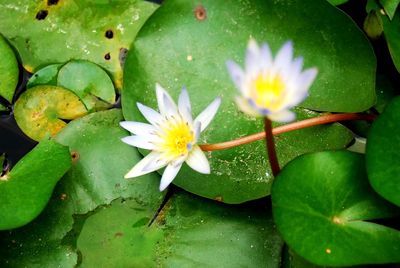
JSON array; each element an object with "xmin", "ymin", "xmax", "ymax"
[
  {"xmin": 36, "ymin": 10, "xmax": 48, "ymax": 20},
  {"xmin": 71, "ymin": 151, "xmax": 80, "ymax": 162},
  {"xmin": 104, "ymin": 53, "xmax": 111, "ymax": 60},
  {"xmin": 60, "ymin": 193, "xmax": 67, "ymax": 200},
  {"xmin": 194, "ymin": 5, "xmax": 207, "ymax": 21},
  {"xmin": 105, "ymin": 30, "xmax": 114, "ymax": 39},
  {"xmin": 114, "ymin": 232, "xmax": 123, "ymax": 238},
  {"xmin": 47, "ymin": 0, "xmax": 59, "ymax": 5}
]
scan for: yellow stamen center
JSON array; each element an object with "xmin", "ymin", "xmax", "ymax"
[
  {"xmin": 251, "ymin": 73, "xmax": 286, "ymax": 110},
  {"xmin": 159, "ymin": 119, "xmax": 194, "ymax": 159}
]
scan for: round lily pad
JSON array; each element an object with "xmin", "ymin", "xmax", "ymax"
[
  {"xmin": 57, "ymin": 60, "xmax": 116, "ymax": 111},
  {"xmin": 0, "ymin": 34, "xmax": 19, "ymax": 103},
  {"xmin": 14, "ymin": 85, "xmax": 87, "ymax": 141},
  {"xmin": 272, "ymin": 150, "xmax": 400, "ymax": 266},
  {"xmin": 366, "ymin": 96, "xmax": 400, "ymax": 206},
  {"xmin": 0, "ymin": 0, "xmax": 158, "ymax": 89},
  {"xmin": 77, "ymin": 192, "xmax": 283, "ymax": 267},
  {"xmin": 0, "ymin": 139, "xmax": 71, "ymax": 230},
  {"xmin": 27, "ymin": 64, "xmax": 63, "ymax": 88}
]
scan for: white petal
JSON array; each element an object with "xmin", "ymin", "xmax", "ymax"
[
  {"xmin": 299, "ymin": 68, "xmax": 318, "ymax": 91},
  {"xmin": 275, "ymin": 41, "xmax": 293, "ymax": 71},
  {"xmin": 235, "ymin": 96, "xmax": 260, "ymax": 117},
  {"xmin": 185, "ymin": 145, "xmax": 210, "ymax": 174},
  {"xmin": 245, "ymin": 38, "xmax": 261, "ymax": 74},
  {"xmin": 120, "ymin": 121, "xmax": 157, "ymax": 136},
  {"xmin": 178, "ymin": 87, "xmax": 193, "ymax": 123},
  {"xmin": 121, "ymin": 136, "xmax": 156, "ymax": 150},
  {"xmin": 194, "ymin": 97, "xmax": 221, "ymax": 131},
  {"xmin": 137, "ymin": 102, "xmax": 163, "ymax": 126},
  {"xmin": 156, "ymin": 83, "xmax": 178, "ymax": 116},
  {"xmin": 125, "ymin": 151, "xmax": 166, "ymax": 178},
  {"xmin": 259, "ymin": 43, "xmax": 273, "ymax": 70},
  {"xmin": 290, "ymin": 57, "xmax": 304, "ymax": 76},
  {"xmin": 268, "ymin": 110, "xmax": 296, "ymax": 123},
  {"xmin": 226, "ymin": 60, "xmax": 245, "ymax": 92},
  {"xmin": 159, "ymin": 162, "xmax": 183, "ymax": 191},
  {"xmin": 193, "ymin": 120, "xmax": 201, "ymax": 142}
]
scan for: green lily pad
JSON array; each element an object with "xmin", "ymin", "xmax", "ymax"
[
  {"xmin": 0, "ymin": 139, "xmax": 71, "ymax": 230},
  {"xmin": 57, "ymin": 60, "xmax": 116, "ymax": 111},
  {"xmin": 27, "ymin": 64, "xmax": 63, "ymax": 88},
  {"xmin": 0, "ymin": 0, "xmax": 158, "ymax": 89},
  {"xmin": 366, "ymin": 97, "xmax": 400, "ymax": 206},
  {"xmin": 123, "ymin": 0, "xmax": 375, "ymax": 114},
  {"xmin": 55, "ymin": 109, "xmax": 164, "ymax": 214},
  {"xmin": 0, "ymin": 34, "xmax": 19, "ymax": 103},
  {"xmin": 77, "ymin": 192, "xmax": 284, "ymax": 267},
  {"xmin": 272, "ymin": 150, "xmax": 400, "ymax": 266},
  {"xmin": 14, "ymin": 85, "xmax": 88, "ymax": 141}
]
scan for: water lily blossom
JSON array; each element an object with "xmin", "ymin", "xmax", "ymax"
[
  {"xmin": 120, "ymin": 84, "xmax": 221, "ymax": 191},
  {"xmin": 226, "ymin": 39, "xmax": 318, "ymax": 122}
]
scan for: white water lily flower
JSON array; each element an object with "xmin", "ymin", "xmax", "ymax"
[
  {"xmin": 120, "ymin": 84, "xmax": 221, "ymax": 191},
  {"xmin": 226, "ymin": 39, "xmax": 318, "ymax": 122}
]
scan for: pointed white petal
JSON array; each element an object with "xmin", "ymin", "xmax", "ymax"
[
  {"xmin": 226, "ymin": 60, "xmax": 245, "ymax": 92},
  {"xmin": 120, "ymin": 121, "xmax": 157, "ymax": 136},
  {"xmin": 275, "ymin": 41, "xmax": 293, "ymax": 71},
  {"xmin": 268, "ymin": 110, "xmax": 296, "ymax": 123},
  {"xmin": 290, "ymin": 57, "xmax": 304, "ymax": 76},
  {"xmin": 299, "ymin": 68, "xmax": 318, "ymax": 91},
  {"xmin": 178, "ymin": 87, "xmax": 193, "ymax": 123},
  {"xmin": 193, "ymin": 121, "xmax": 201, "ymax": 142},
  {"xmin": 121, "ymin": 136, "xmax": 156, "ymax": 150},
  {"xmin": 235, "ymin": 96, "xmax": 260, "ymax": 117},
  {"xmin": 186, "ymin": 145, "xmax": 210, "ymax": 174},
  {"xmin": 124, "ymin": 151, "xmax": 165, "ymax": 178},
  {"xmin": 156, "ymin": 83, "xmax": 178, "ymax": 116},
  {"xmin": 137, "ymin": 102, "xmax": 163, "ymax": 126},
  {"xmin": 159, "ymin": 162, "xmax": 183, "ymax": 191},
  {"xmin": 259, "ymin": 43, "xmax": 273, "ymax": 70},
  {"xmin": 245, "ymin": 38, "xmax": 261, "ymax": 74},
  {"xmin": 194, "ymin": 97, "xmax": 221, "ymax": 131}
]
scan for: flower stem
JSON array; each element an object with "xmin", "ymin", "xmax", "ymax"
[
  {"xmin": 199, "ymin": 113, "xmax": 375, "ymax": 152},
  {"xmin": 264, "ymin": 117, "xmax": 280, "ymax": 177}
]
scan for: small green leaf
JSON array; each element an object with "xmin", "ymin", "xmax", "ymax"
[
  {"xmin": 77, "ymin": 192, "xmax": 283, "ymax": 267},
  {"xmin": 0, "ymin": 34, "xmax": 18, "ymax": 103},
  {"xmin": 27, "ymin": 64, "xmax": 63, "ymax": 88},
  {"xmin": 57, "ymin": 60, "xmax": 116, "ymax": 111},
  {"xmin": 380, "ymin": 0, "xmax": 400, "ymax": 19},
  {"xmin": 14, "ymin": 85, "xmax": 88, "ymax": 141},
  {"xmin": 364, "ymin": 10, "xmax": 384, "ymax": 39},
  {"xmin": 380, "ymin": 9, "xmax": 400, "ymax": 73},
  {"xmin": 367, "ymin": 97, "xmax": 400, "ymax": 206},
  {"xmin": 272, "ymin": 150, "xmax": 400, "ymax": 266},
  {"xmin": 0, "ymin": 139, "xmax": 71, "ymax": 230}
]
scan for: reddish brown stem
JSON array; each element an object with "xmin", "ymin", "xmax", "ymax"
[
  {"xmin": 264, "ymin": 117, "xmax": 280, "ymax": 177},
  {"xmin": 199, "ymin": 113, "xmax": 376, "ymax": 152}
]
